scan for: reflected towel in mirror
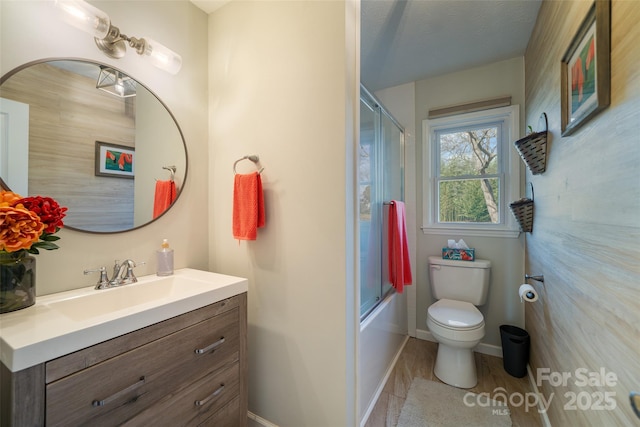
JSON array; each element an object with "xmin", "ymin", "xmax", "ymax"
[{"xmin": 153, "ymin": 180, "xmax": 177, "ymax": 218}]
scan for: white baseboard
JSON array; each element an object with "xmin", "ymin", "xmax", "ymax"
[
  {"xmin": 248, "ymin": 411, "xmax": 280, "ymax": 427},
  {"xmin": 527, "ymin": 366, "xmax": 552, "ymax": 427},
  {"xmin": 360, "ymin": 335, "xmax": 410, "ymax": 427},
  {"xmin": 415, "ymin": 328, "xmax": 503, "ymax": 358}
]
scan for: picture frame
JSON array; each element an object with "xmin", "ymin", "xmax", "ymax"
[
  {"xmin": 95, "ymin": 141, "xmax": 135, "ymax": 178},
  {"xmin": 560, "ymin": 0, "xmax": 611, "ymax": 136}
]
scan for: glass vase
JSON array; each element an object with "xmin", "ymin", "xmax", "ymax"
[{"xmin": 0, "ymin": 251, "xmax": 36, "ymax": 313}]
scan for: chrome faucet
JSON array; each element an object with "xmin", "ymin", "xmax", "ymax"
[
  {"xmin": 84, "ymin": 259, "xmax": 144, "ymax": 290},
  {"xmin": 110, "ymin": 259, "xmax": 143, "ymax": 286}
]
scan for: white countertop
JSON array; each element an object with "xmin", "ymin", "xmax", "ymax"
[{"xmin": 0, "ymin": 268, "xmax": 247, "ymax": 372}]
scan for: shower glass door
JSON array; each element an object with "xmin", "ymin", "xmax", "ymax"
[{"xmin": 359, "ymin": 87, "xmax": 404, "ymax": 319}]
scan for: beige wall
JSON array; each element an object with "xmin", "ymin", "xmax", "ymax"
[
  {"xmin": 0, "ymin": 1, "xmax": 210, "ymax": 294},
  {"xmin": 207, "ymin": 1, "xmax": 359, "ymax": 426},
  {"xmin": 524, "ymin": 0, "xmax": 640, "ymax": 424},
  {"xmin": 414, "ymin": 57, "xmax": 526, "ymax": 347}
]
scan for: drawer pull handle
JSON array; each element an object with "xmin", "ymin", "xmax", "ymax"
[
  {"xmin": 92, "ymin": 376, "xmax": 145, "ymax": 407},
  {"xmin": 194, "ymin": 383, "xmax": 225, "ymax": 407},
  {"xmin": 194, "ymin": 336, "xmax": 225, "ymax": 354}
]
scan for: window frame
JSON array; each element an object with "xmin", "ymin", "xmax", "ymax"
[{"xmin": 422, "ymin": 105, "xmax": 521, "ymax": 238}]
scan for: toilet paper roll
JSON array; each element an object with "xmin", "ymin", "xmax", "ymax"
[{"xmin": 519, "ymin": 284, "xmax": 538, "ymax": 303}]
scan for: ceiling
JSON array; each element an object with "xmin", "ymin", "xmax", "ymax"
[
  {"xmin": 361, "ymin": 0, "xmax": 543, "ymax": 91},
  {"xmin": 190, "ymin": 0, "xmax": 229, "ymax": 14},
  {"xmin": 191, "ymin": 0, "xmax": 543, "ymax": 91}
]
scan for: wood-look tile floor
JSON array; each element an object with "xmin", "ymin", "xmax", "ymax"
[{"xmin": 364, "ymin": 338, "xmax": 542, "ymax": 427}]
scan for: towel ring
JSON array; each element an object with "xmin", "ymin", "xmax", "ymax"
[
  {"xmin": 162, "ymin": 165, "xmax": 176, "ymax": 181},
  {"xmin": 233, "ymin": 155, "xmax": 264, "ymax": 175}
]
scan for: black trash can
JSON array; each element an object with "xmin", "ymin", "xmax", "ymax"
[{"xmin": 499, "ymin": 325, "xmax": 530, "ymax": 378}]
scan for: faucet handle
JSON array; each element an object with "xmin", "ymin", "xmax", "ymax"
[
  {"xmin": 126, "ymin": 260, "xmax": 145, "ymax": 267},
  {"xmin": 84, "ymin": 267, "xmax": 110, "ymax": 289},
  {"xmin": 121, "ymin": 260, "xmax": 145, "ymax": 284}
]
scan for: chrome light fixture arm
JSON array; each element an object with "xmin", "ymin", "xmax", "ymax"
[
  {"xmin": 94, "ymin": 26, "xmax": 147, "ymax": 60},
  {"xmin": 94, "ymin": 24, "xmax": 129, "ymax": 59},
  {"xmin": 54, "ymin": 0, "xmax": 182, "ymax": 74}
]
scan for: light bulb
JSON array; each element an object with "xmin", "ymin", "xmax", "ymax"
[
  {"xmin": 140, "ymin": 37, "xmax": 183, "ymax": 75},
  {"xmin": 115, "ymin": 81, "xmax": 124, "ymax": 96},
  {"xmin": 53, "ymin": 0, "xmax": 111, "ymax": 39}
]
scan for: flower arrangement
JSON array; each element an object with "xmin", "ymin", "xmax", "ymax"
[{"xmin": 0, "ymin": 190, "xmax": 67, "ymax": 257}]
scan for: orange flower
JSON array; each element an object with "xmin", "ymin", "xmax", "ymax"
[
  {"xmin": 1, "ymin": 190, "xmax": 65, "ymax": 254},
  {"xmin": 0, "ymin": 204, "xmax": 45, "ymax": 252},
  {"xmin": 1, "ymin": 191, "xmax": 22, "ymax": 206}
]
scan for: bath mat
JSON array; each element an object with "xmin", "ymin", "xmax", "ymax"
[{"xmin": 397, "ymin": 377, "xmax": 512, "ymax": 427}]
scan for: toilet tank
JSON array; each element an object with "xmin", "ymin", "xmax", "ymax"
[{"xmin": 428, "ymin": 256, "xmax": 491, "ymax": 305}]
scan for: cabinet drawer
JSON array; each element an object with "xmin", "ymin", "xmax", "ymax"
[
  {"xmin": 46, "ymin": 296, "xmax": 240, "ymax": 384},
  {"xmin": 124, "ymin": 362, "xmax": 239, "ymax": 426},
  {"xmin": 198, "ymin": 395, "xmax": 241, "ymax": 427},
  {"xmin": 46, "ymin": 308, "xmax": 239, "ymax": 427}
]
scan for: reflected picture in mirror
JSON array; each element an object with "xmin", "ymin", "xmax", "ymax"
[
  {"xmin": 94, "ymin": 141, "xmax": 135, "ymax": 178},
  {"xmin": 0, "ymin": 59, "xmax": 187, "ymax": 233}
]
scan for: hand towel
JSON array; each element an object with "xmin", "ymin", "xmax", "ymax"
[
  {"xmin": 233, "ymin": 172, "xmax": 265, "ymax": 240},
  {"xmin": 388, "ymin": 200, "xmax": 412, "ymax": 293},
  {"xmin": 153, "ymin": 180, "xmax": 177, "ymax": 219}
]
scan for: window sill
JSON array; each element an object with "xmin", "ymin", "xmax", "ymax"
[{"xmin": 421, "ymin": 226, "xmax": 521, "ymax": 239}]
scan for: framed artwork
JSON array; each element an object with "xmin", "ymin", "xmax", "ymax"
[
  {"xmin": 95, "ymin": 141, "xmax": 135, "ymax": 178},
  {"xmin": 560, "ymin": 0, "xmax": 611, "ymax": 136}
]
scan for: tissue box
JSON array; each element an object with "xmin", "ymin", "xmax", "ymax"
[{"xmin": 442, "ymin": 247, "xmax": 475, "ymax": 261}]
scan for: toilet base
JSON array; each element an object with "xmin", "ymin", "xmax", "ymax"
[{"xmin": 433, "ymin": 343, "xmax": 478, "ymax": 389}]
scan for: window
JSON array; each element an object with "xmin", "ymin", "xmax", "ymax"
[{"xmin": 422, "ymin": 105, "xmax": 520, "ymax": 238}]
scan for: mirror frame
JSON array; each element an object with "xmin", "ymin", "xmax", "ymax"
[{"xmin": 0, "ymin": 57, "xmax": 189, "ymax": 234}]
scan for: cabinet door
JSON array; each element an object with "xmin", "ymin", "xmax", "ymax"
[{"xmin": 46, "ymin": 308, "xmax": 239, "ymax": 427}]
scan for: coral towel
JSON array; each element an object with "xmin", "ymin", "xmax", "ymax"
[
  {"xmin": 388, "ymin": 200, "xmax": 412, "ymax": 293},
  {"xmin": 233, "ymin": 172, "xmax": 265, "ymax": 240},
  {"xmin": 153, "ymin": 180, "xmax": 177, "ymax": 219}
]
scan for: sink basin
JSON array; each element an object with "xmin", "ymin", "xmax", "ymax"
[
  {"xmin": 45, "ymin": 275, "xmax": 211, "ymax": 321},
  {"xmin": 0, "ymin": 268, "xmax": 247, "ymax": 372}
]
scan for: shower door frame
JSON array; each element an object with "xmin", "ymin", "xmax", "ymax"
[{"xmin": 359, "ymin": 85, "xmax": 405, "ymax": 321}]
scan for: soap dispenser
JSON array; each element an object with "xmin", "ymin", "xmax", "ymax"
[{"xmin": 156, "ymin": 239, "xmax": 174, "ymax": 276}]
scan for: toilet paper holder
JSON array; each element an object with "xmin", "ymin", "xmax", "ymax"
[{"xmin": 525, "ymin": 274, "xmax": 544, "ymax": 283}]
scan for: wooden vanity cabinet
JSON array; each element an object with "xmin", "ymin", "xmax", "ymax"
[{"xmin": 0, "ymin": 293, "xmax": 247, "ymax": 427}]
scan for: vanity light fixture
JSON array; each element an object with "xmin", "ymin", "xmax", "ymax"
[
  {"xmin": 53, "ymin": 0, "xmax": 183, "ymax": 75},
  {"xmin": 96, "ymin": 66, "xmax": 136, "ymax": 98}
]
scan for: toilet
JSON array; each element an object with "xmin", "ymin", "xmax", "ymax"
[{"xmin": 427, "ymin": 256, "xmax": 491, "ymax": 388}]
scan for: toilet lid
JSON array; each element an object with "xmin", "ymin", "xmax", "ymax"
[{"xmin": 428, "ymin": 299, "xmax": 484, "ymax": 329}]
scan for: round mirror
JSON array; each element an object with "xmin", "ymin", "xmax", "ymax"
[{"xmin": 0, "ymin": 59, "xmax": 187, "ymax": 233}]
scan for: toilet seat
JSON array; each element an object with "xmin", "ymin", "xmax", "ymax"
[{"xmin": 428, "ymin": 299, "xmax": 483, "ymax": 330}]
